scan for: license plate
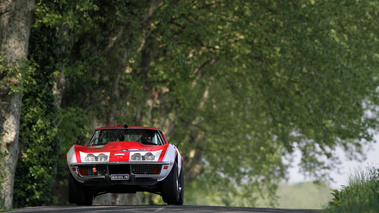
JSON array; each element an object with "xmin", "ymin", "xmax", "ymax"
[{"xmin": 110, "ymin": 174, "xmax": 130, "ymax": 181}]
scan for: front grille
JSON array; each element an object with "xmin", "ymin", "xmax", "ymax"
[
  {"xmin": 109, "ymin": 165, "xmax": 131, "ymax": 174},
  {"xmin": 78, "ymin": 165, "xmax": 107, "ymax": 176},
  {"xmin": 78, "ymin": 164, "xmax": 161, "ymax": 176},
  {"xmin": 88, "ymin": 165, "xmax": 107, "ymax": 176},
  {"xmin": 131, "ymin": 165, "xmax": 161, "ymax": 174}
]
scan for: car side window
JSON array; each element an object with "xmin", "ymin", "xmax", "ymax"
[{"xmin": 154, "ymin": 133, "xmax": 164, "ymax": 145}]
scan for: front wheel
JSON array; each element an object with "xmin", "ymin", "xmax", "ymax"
[
  {"xmin": 177, "ymin": 167, "xmax": 184, "ymax": 205},
  {"xmin": 68, "ymin": 172, "xmax": 93, "ymax": 205},
  {"xmin": 161, "ymin": 162, "xmax": 184, "ymax": 205}
]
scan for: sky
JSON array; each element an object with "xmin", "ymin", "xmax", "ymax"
[{"xmin": 288, "ymin": 134, "xmax": 379, "ymax": 189}]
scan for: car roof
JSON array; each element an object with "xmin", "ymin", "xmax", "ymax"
[{"xmin": 94, "ymin": 126, "xmax": 159, "ymax": 131}]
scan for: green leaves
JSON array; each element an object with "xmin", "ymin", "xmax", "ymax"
[{"xmin": 13, "ymin": 26, "xmax": 61, "ymax": 207}]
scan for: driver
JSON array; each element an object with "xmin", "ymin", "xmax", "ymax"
[{"xmin": 141, "ymin": 134, "xmax": 154, "ymax": 144}]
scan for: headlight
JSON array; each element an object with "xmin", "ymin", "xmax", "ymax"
[
  {"xmin": 131, "ymin": 153, "xmax": 142, "ymax": 161},
  {"xmin": 84, "ymin": 154, "xmax": 96, "ymax": 162},
  {"xmin": 144, "ymin": 152, "xmax": 155, "ymax": 161},
  {"xmin": 80, "ymin": 152, "xmax": 110, "ymax": 162},
  {"xmin": 98, "ymin": 154, "xmax": 108, "ymax": 162},
  {"xmin": 130, "ymin": 151, "xmax": 161, "ymax": 161}
]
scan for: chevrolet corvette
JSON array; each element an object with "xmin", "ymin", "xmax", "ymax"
[{"xmin": 66, "ymin": 125, "xmax": 184, "ymax": 205}]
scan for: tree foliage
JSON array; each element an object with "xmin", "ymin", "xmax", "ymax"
[
  {"xmin": 13, "ymin": 25, "xmax": 61, "ymax": 207},
  {"xmin": 11, "ymin": 0, "xmax": 379, "ymax": 207}
]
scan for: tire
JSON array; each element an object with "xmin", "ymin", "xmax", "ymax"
[
  {"xmin": 161, "ymin": 162, "xmax": 183, "ymax": 205},
  {"xmin": 177, "ymin": 167, "xmax": 184, "ymax": 205},
  {"xmin": 68, "ymin": 172, "xmax": 93, "ymax": 206}
]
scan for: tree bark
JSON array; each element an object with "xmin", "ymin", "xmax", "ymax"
[{"xmin": 0, "ymin": 0, "xmax": 35, "ymax": 208}]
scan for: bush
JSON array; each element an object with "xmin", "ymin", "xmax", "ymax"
[{"xmin": 324, "ymin": 167, "xmax": 379, "ymax": 213}]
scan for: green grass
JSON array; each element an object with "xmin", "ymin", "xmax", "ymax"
[
  {"xmin": 276, "ymin": 182, "xmax": 332, "ymax": 209},
  {"xmin": 324, "ymin": 167, "xmax": 379, "ymax": 213},
  {"xmin": 253, "ymin": 182, "xmax": 332, "ymax": 209}
]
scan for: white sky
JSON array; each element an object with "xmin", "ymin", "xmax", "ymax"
[{"xmin": 289, "ymin": 134, "xmax": 379, "ymax": 189}]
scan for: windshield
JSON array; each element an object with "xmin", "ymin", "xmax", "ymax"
[{"xmin": 87, "ymin": 129, "xmax": 164, "ymax": 146}]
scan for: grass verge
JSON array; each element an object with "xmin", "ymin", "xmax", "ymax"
[{"xmin": 324, "ymin": 166, "xmax": 379, "ymax": 213}]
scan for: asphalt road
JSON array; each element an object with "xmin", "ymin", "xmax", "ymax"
[{"xmin": 6, "ymin": 205, "xmax": 321, "ymax": 213}]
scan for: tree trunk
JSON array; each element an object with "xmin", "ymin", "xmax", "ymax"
[{"xmin": 0, "ymin": 0, "xmax": 35, "ymax": 208}]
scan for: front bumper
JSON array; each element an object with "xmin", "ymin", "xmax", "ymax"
[{"xmin": 69, "ymin": 161, "xmax": 172, "ymax": 184}]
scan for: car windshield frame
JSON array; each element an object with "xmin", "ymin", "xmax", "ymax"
[{"xmin": 87, "ymin": 129, "xmax": 164, "ymax": 146}]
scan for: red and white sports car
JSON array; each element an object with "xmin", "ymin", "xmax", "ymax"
[{"xmin": 66, "ymin": 125, "xmax": 184, "ymax": 205}]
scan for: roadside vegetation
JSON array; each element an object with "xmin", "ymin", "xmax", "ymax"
[{"xmin": 324, "ymin": 167, "xmax": 379, "ymax": 213}]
